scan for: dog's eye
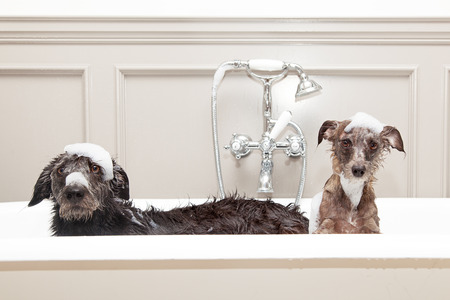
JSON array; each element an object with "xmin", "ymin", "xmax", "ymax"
[
  {"xmin": 57, "ymin": 167, "xmax": 65, "ymax": 175},
  {"xmin": 340, "ymin": 139, "xmax": 352, "ymax": 148},
  {"xmin": 91, "ymin": 165, "xmax": 100, "ymax": 174},
  {"xmin": 369, "ymin": 141, "xmax": 378, "ymax": 150}
]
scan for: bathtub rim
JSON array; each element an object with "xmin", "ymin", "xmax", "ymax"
[
  {"xmin": 1, "ymin": 198, "xmax": 450, "ymax": 271},
  {"xmin": 1, "ymin": 234, "xmax": 450, "ymax": 271}
]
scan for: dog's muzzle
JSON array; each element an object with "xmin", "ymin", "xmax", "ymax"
[
  {"xmin": 64, "ymin": 185, "xmax": 86, "ymax": 202},
  {"xmin": 351, "ymin": 165, "xmax": 366, "ymax": 178},
  {"xmin": 59, "ymin": 172, "xmax": 99, "ymax": 221},
  {"xmin": 63, "ymin": 172, "xmax": 90, "ymax": 202}
]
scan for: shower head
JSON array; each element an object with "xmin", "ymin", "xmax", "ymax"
[{"xmin": 295, "ymin": 72, "xmax": 322, "ymax": 98}]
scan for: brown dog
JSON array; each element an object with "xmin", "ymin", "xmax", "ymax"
[{"xmin": 310, "ymin": 112, "xmax": 404, "ymax": 234}]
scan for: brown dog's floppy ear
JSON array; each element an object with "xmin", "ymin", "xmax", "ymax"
[
  {"xmin": 110, "ymin": 160, "xmax": 130, "ymax": 200},
  {"xmin": 318, "ymin": 120, "xmax": 339, "ymax": 145},
  {"xmin": 381, "ymin": 126, "xmax": 405, "ymax": 153},
  {"xmin": 28, "ymin": 155, "xmax": 61, "ymax": 207}
]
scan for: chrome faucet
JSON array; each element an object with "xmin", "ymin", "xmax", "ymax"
[
  {"xmin": 225, "ymin": 111, "xmax": 301, "ymax": 193},
  {"xmin": 211, "ymin": 59, "xmax": 321, "ymax": 205}
]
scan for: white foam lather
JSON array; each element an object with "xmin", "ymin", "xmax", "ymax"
[
  {"xmin": 64, "ymin": 143, "xmax": 114, "ymax": 181},
  {"xmin": 248, "ymin": 59, "xmax": 285, "ymax": 72},
  {"xmin": 65, "ymin": 172, "xmax": 89, "ymax": 188},
  {"xmin": 344, "ymin": 112, "xmax": 385, "ymax": 134},
  {"xmin": 269, "ymin": 110, "xmax": 292, "ymax": 140}
]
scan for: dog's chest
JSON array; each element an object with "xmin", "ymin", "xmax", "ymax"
[{"xmin": 339, "ymin": 174, "xmax": 364, "ymax": 209}]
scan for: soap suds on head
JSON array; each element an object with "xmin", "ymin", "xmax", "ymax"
[
  {"xmin": 64, "ymin": 143, "xmax": 113, "ymax": 181},
  {"xmin": 66, "ymin": 172, "xmax": 89, "ymax": 188},
  {"xmin": 344, "ymin": 112, "xmax": 385, "ymax": 134}
]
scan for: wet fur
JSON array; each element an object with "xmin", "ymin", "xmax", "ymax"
[
  {"xmin": 29, "ymin": 153, "xmax": 308, "ymax": 236},
  {"xmin": 314, "ymin": 118, "xmax": 404, "ymax": 234}
]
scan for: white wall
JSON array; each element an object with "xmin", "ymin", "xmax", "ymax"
[
  {"xmin": 2, "ymin": 0, "xmax": 450, "ymax": 18},
  {"xmin": 0, "ymin": 17, "xmax": 449, "ymax": 201}
]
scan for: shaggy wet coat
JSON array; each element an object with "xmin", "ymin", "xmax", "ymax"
[{"xmin": 29, "ymin": 153, "xmax": 308, "ymax": 236}]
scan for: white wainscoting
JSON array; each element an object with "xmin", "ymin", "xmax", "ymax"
[{"xmin": 0, "ymin": 17, "xmax": 449, "ymax": 201}]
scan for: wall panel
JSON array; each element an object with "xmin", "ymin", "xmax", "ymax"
[
  {"xmin": 116, "ymin": 66, "xmax": 217, "ymax": 198},
  {"xmin": 0, "ymin": 66, "xmax": 89, "ymax": 202}
]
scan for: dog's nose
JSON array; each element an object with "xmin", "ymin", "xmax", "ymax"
[
  {"xmin": 352, "ymin": 165, "xmax": 366, "ymax": 178},
  {"xmin": 64, "ymin": 186, "xmax": 85, "ymax": 201}
]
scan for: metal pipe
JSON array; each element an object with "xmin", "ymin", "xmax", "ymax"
[{"xmin": 211, "ymin": 60, "xmax": 248, "ymax": 199}]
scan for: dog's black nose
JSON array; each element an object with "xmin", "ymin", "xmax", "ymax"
[
  {"xmin": 352, "ymin": 165, "xmax": 366, "ymax": 177},
  {"xmin": 64, "ymin": 186, "xmax": 85, "ymax": 201}
]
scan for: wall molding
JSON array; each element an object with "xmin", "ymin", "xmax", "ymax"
[
  {"xmin": 2, "ymin": 17, "xmax": 450, "ymax": 45},
  {"xmin": 115, "ymin": 65, "xmax": 215, "ymax": 168},
  {"xmin": 0, "ymin": 65, "xmax": 91, "ymax": 141},
  {"xmin": 115, "ymin": 64, "xmax": 417, "ymax": 196},
  {"xmin": 444, "ymin": 66, "xmax": 450, "ymax": 197}
]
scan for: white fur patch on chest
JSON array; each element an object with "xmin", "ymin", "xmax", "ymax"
[{"xmin": 339, "ymin": 174, "xmax": 364, "ymax": 208}]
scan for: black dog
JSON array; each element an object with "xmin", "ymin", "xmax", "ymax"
[{"xmin": 29, "ymin": 143, "xmax": 309, "ymax": 236}]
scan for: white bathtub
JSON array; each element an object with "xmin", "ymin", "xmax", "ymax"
[{"xmin": 1, "ymin": 198, "xmax": 450, "ymax": 300}]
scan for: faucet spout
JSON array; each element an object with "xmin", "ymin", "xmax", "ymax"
[{"xmin": 257, "ymin": 157, "xmax": 274, "ymax": 193}]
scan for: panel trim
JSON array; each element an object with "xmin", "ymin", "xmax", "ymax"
[
  {"xmin": 444, "ymin": 66, "xmax": 450, "ymax": 197},
  {"xmin": 115, "ymin": 65, "xmax": 216, "ymax": 167},
  {"xmin": 115, "ymin": 67, "xmax": 127, "ymax": 167},
  {"xmin": 0, "ymin": 65, "xmax": 91, "ymax": 141},
  {"xmin": 115, "ymin": 64, "xmax": 417, "ymax": 196}
]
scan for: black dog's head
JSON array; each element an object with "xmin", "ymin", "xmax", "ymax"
[{"xmin": 29, "ymin": 143, "xmax": 129, "ymax": 222}]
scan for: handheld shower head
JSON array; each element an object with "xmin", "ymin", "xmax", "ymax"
[{"xmin": 269, "ymin": 110, "xmax": 292, "ymax": 140}]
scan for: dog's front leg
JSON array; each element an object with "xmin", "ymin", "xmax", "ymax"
[
  {"xmin": 352, "ymin": 215, "xmax": 380, "ymax": 233},
  {"xmin": 351, "ymin": 202, "xmax": 380, "ymax": 233},
  {"xmin": 315, "ymin": 218, "xmax": 357, "ymax": 234},
  {"xmin": 355, "ymin": 192, "xmax": 380, "ymax": 233},
  {"xmin": 314, "ymin": 189, "xmax": 357, "ymax": 234}
]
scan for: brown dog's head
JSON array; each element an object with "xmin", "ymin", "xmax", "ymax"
[
  {"xmin": 318, "ymin": 112, "xmax": 404, "ymax": 181},
  {"xmin": 28, "ymin": 143, "xmax": 129, "ymax": 222}
]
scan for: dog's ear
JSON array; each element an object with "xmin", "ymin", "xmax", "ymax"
[
  {"xmin": 111, "ymin": 160, "xmax": 130, "ymax": 200},
  {"xmin": 381, "ymin": 126, "xmax": 405, "ymax": 153},
  {"xmin": 318, "ymin": 120, "xmax": 339, "ymax": 145},
  {"xmin": 29, "ymin": 156, "xmax": 60, "ymax": 207}
]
